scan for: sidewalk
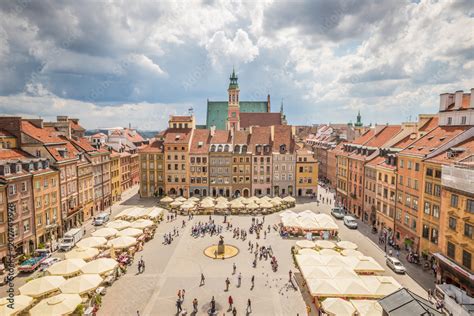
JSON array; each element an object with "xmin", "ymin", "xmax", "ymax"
[{"xmin": 318, "ymin": 184, "xmax": 436, "ymax": 291}]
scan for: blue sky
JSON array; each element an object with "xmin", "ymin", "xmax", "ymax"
[{"xmin": 0, "ymin": 0, "xmax": 473, "ymax": 130}]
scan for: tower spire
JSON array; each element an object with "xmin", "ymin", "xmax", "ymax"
[{"xmin": 280, "ymin": 98, "xmax": 284, "ymax": 113}]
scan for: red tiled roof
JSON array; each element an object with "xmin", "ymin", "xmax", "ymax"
[
  {"xmin": 249, "ymin": 126, "xmax": 272, "ymax": 153},
  {"xmin": 138, "ymin": 140, "xmax": 165, "ymax": 153},
  {"xmin": 365, "ymin": 125, "xmax": 401, "ymax": 148},
  {"xmin": 419, "ymin": 116, "xmax": 439, "ymax": 132},
  {"xmin": 170, "ymin": 115, "xmax": 193, "ymax": 122},
  {"xmin": 0, "ymin": 148, "xmax": 33, "ymax": 160},
  {"xmin": 189, "ymin": 129, "xmax": 210, "ymax": 154},
  {"xmin": 352, "ymin": 129, "xmax": 374, "ymax": 145},
  {"xmin": 425, "ymin": 136, "xmax": 474, "ymax": 164},
  {"xmin": 71, "ymin": 137, "xmax": 96, "ymax": 152},
  {"xmin": 273, "ymin": 125, "xmax": 295, "ymax": 153},
  {"xmin": 91, "ymin": 133, "xmax": 107, "ymax": 138},
  {"xmin": 240, "ymin": 113, "xmax": 282, "ymax": 129},
  {"xmin": 233, "ymin": 130, "xmax": 250, "ymax": 145},
  {"xmin": 210, "ymin": 130, "xmax": 231, "ymax": 144},
  {"xmin": 0, "ymin": 129, "xmax": 15, "ymax": 137},
  {"xmin": 21, "ymin": 121, "xmax": 65, "ymax": 144},
  {"xmin": 69, "ymin": 119, "xmax": 85, "ymax": 131},
  {"xmin": 366, "ymin": 156, "xmax": 386, "ymax": 167},
  {"xmin": 45, "ymin": 141, "xmax": 80, "ymax": 162},
  {"xmin": 125, "ymin": 129, "xmax": 145, "ymax": 143},
  {"xmin": 163, "ymin": 128, "xmax": 193, "ymax": 144},
  {"xmin": 400, "ymin": 126, "xmax": 470, "ymax": 156}
]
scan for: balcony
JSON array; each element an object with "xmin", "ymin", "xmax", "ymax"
[{"xmin": 442, "ymin": 164, "xmax": 474, "ymax": 194}]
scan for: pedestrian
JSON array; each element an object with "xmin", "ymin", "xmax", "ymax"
[
  {"xmin": 211, "ymin": 296, "xmax": 216, "ymax": 314},
  {"xmin": 232, "ymin": 306, "xmax": 237, "ymax": 316},
  {"xmin": 137, "ymin": 311, "xmax": 140, "ymax": 316},
  {"xmin": 289, "ymin": 270, "xmax": 293, "ymax": 282},
  {"xmin": 247, "ymin": 298, "xmax": 252, "ymax": 313},
  {"xmin": 251, "ymin": 275, "xmax": 255, "ymax": 288},
  {"xmin": 228, "ymin": 295, "xmax": 234, "ymax": 309},
  {"xmin": 178, "ymin": 289, "xmax": 181, "ymax": 300},
  {"xmin": 237, "ymin": 272, "xmax": 242, "ymax": 287},
  {"xmin": 225, "ymin": 277, "xmax": 230, "ymax": 291},
  {"xmin": 176, "ymin": 299, "xmax": 182, "ymax": 313},
  {"xmin": 192, "ymin": 298, "xmax": 198, "ymax": 313},
  {"xmin": 396, "ymin": 249, "xmax": 400, "ymax": 259},
  {"xmin": 428, "ymin": 288, "xmax": 432, "ymax": 302},
  {"xmin": 233, "ymin": 262, "xmax": 236, "ymax": 274},
  {"xmin": 182, "ymin": 289, "xmax": 185, "ymax": 301},
  {"xmin": 200, "ymin": 273, "xmax": 205, "ymax": 286}
]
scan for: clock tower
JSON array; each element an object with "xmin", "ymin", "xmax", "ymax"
[{"xmin": 227, "ymin": 67, "xmax": 240, "ymax": 131}]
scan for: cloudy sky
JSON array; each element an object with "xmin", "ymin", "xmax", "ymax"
[{"xmin": 0, "ymin": 0, "xmax": 473, "ymax": 130}]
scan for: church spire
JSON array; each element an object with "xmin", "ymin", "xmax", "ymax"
[
  {"xmin": 229, "ymin": 66, "xmax": 239, "ymax": 89},
  {"xmin": 355, "ymin": 110, "xmax": 363, "ymax": 127},
  {"xmin": 280, "ymin": 99, "xmax": 284, "ymax": 113}
]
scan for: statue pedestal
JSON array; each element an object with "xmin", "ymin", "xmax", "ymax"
[{"xmin": 217, "ymin": 243, "xmax": 225, "ymax": 255}]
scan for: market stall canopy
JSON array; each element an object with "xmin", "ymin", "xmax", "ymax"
[
  {"xmin": 281, "ymin": 215, "xmax": 301, "ymax": 228},
  {"xmin": 230, "ymin": 200, "xmax": 245, "ymax": 209},
  {"xmin": 146, "ymin": 208, "xmax": 164, "ymax": 219},
  {"xmin": 130, "ymin": 219, "xmax": 154, "ymax": 229},
  {"xmin": 180, "ymin": 203, "xmax": 195, "ymax": 210},
  {"xmin": 76, "ymin": 237, "xmax": 107, "ymax": 249},
  {"xmin": 259, "ymin": 200, "xmax": 273, "ymax": 209},
  {"xmin": 117, "ymin": 228, "xmax": 143, "ymax": 238},
  {"xmin": 353, "ymin": 256, "xmax": 385, "ymax": 273},
  {"xmin": 64, "ymin": 247, "xmax": 99, "ymax": 261},
  {"xmin": 280, "ymin": 210, "xmax": 297, "ymax": 217},
  {"xmin": 114, "ymin": 208, "xmax": 131, "ymax": 219},
  {"xmin": 107, "ymin": 236, "xmax": 137, "ymax": 249},
  {"xmin": 0, "ymin": 295, "xmax": 33, "ymax": 315},
  {"xmin": 321, "ymin": 298, "xmax": 356, "ymax": 316},
  {"xmin": 170, "ymin": 201, "xmax": 183, "ymax": 207},
  {"xmin": 360, "ymin": 276, "xmax": 402, "ymax": 297},
  {"xmin": 307, "ymin": 279, "xmax": 342, "ymax": 297},
  {"xmin": 337, "ymin": 241, "xmax": 358, "ymax": 250},
  {"xmin": 80, "ymin": 258, "xmax": 118, "ymax": 275},
  {"xmin": 350, "ymin": 300, "xmax": 383, "ymax": 316},
  {"xmin": 160, "ymin": 196, "xmax": 174, "ymax": 203},
  {"xmin": 298, "ymin": 248, "xmax": 319, "ymax": 256},
  {"xmin": 91, "ymin": 227, "xmax": 118, "ymax": 239},
  {"xmin": 296, "ymin": 240, "xmax": 315, "ymax": 249},
  {"xmin": 341, "ymin": 249, "xmax": 364, "ymax": 257},
  {"xmin": 29, "ymin": 293, "xmax": 81, "ymax": 316},
  {"xmin": 283, "ymin": 196, "xmax": 296, "ymax": 203},
  {"xmin": 200, "ymin": 200, "xmax": 215, "ymax": 208},
  {"xmin": 215, "ymin": 203, "xmax": 229, "ymax": 210},
  {"xmin": 59, "ymin": 274, "xmax": 103, "ymax": 295},
  {"xmin": 295, "ymin": 254, "xmax": 327, "ymax": 268},
  {"xmin": 315, "ymin": 240, "xmax": 336, "ymax": 249},
  {"xmin": 175, "ymin": 196, "xmax": 187, "ymax": 202},
  {"xmin": 188, "ymin": 197, "xmax": 200, "ymax": 202},
  {"xmin": 19, "ymin": 276, "xmax": 66, "ymax": 298},
  {"xmin": 47, "ymin": 259, "xmax": 86, "ymax": 277},
  {"xmin": 216, "ymin": 197, "xmax": 228, "ymax": 203},
  {"xmin": 246, "ymin": 202, "xmax": 259, "ymax": 210},
  {"xmin": 319, "ymin": 249, "xmax": 340, "ymax": 256},
  {"xmin": 135, "ymin": 207, "xmax": 153, "ymax": 218},
  {"xmin": 106, "ymin": 220, "xmax": 131, "ymax": 230}
]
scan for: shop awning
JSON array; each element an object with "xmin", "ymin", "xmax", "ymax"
[{"xmin": 433, "ymin": 252, "xmax": 474, "ymax": 282}]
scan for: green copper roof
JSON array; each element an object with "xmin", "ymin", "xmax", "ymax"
[{"xmin": 206, "ymin": 101, "xmax": 269, "ymax": 130}]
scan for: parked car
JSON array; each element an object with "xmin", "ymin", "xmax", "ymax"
[
  {"xmin": 93, "ymin": 213, "xmax": 110, "ymax": 226},
  {"xmin": 386, "ymin": 256, "xmax": 406, "ymax": 274},
  {"xmin": 331, "ymin": 208, "xmax": 345, "ymax": 219},
  {"xmin": 343, "ymin": 216, "xmax": 358, "ymax": 229},
  {"xmin": 40, "ymin": 257, "xmax": 62, "ymax": 272}
]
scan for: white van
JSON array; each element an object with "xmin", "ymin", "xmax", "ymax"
[{"xmin": 93, "ymin": 213, "xmax": 110, "ymax": 226}]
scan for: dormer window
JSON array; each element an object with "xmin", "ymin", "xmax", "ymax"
[
  {"xmin": 15, "ymin": 164, "xmax": 21, "ymax": 173},
  {"xmin": 242, "ymin": 145, "xmax": 247, "ymax": 153},
  {"xmin": 43, "ymin": 160, "xmax": 49, "ymax": 169},
  {"xmin": 2, "ymin": 165, "xmax": 10, "ymax": 175},
  {"xmin": 217, "ymin": 145, "xmax": 223, "ymax": 152},
  {"xmin": 280, "ymin": 145, "xmax": 286, "ymax": 153},
  {"xmin": 264, "ymin": 145, "xmax": 270, "ymax": 153},
  {"xmin": 210, "ymin": 145, "xmax": 216, "ymax": 152},
  {"xmin": 256, "ymin": 145, "xmax": 261, "ymax": 154},
  {"xmin": 224, "ymin": 145, "xmax": 230, "ymax": 152},
  {"xmin": 234, "ymin": 145, "xmax": 240, "ymax": 153},
  {"xmin": 29, "ymin": 163, "xmax": 34, "ymax": 171},
  {"xmin": 198, "ymin": 141, "xmax": 203, "ymax": 148}
]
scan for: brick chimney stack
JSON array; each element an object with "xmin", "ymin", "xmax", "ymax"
[{"xmin": 267, "ymin": 94, "xmax": 271, "ymax": 112}]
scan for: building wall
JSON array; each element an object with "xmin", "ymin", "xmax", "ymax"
[
  {"xmin": 110, "ymin": 155, "xmax": 122, "ymax": 202},
  {"xmin": 32, "ymin": 170, "xmax": 60, "ymax": 246},
  {"xmin": 336, "ymin": 155, "xmax": 348, "ymax": 206},
  {"xmin": 395, "ymin": 155, "xmax": 423, "ymax": 252},
  {"xmin": 0, "ymin": 184, "xmax": 6, "ymax": 263},
  {"xmin": 231, "ymin": 153, "xmax": 252, "ymax": 197},
  {"xmin": 130, "ymin": 154, "xmax": 139, "ymax": 186},
  {"xmin": 189, "ymin": 154, "xmax": 208, "ymax": 197},
  {"xmin": 58, "ymin": 161, "xmax": 80, "ymax": 233},
  {"xmin": 374, "ymin": 166, "xmax": 396, "ymax": 231},
  {"xmin": 78, "ymin": 162, "xmax": 94, "ymax": 222},
  {"xmin": 209, "ymin": 152, "xmax": 232, "ymax": 197},
  {"xmin": 139, "ymin": 152, "xmax": 165, "ymax": 198},
  {"xmin": 120, "ymin": 154, "xmax": 131, "ymax": 192},
  {"xmin": 296, "ymin": 152, "xmax": 318, "ymax": 197},
  {"xmin": 364, "ymin": 165, "xmax": 377, "ymax": 226},
  {"xmin": 252, "ymin": 154, "xmax": 272, "ymax": 196},
  {"xmin": 327, "ymin": 149, "xmax": 337, "ymax": 188},
  {"xmin": 164, "ymin": 144, "xmax": 190, "ymax": 197},
  {"xmin": 420, "ymin": 162, "xmax": 443, "ymax": 255},
  {"xmin": 272, "ymin": 153, "xmax": 295, "ymax": 196},
  {"xmin": 0, "ymin": 135, "xmax": 17, "ymax": 149}
]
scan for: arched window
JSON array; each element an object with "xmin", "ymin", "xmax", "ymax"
[
  {"xmin": 234, "ymin": 145, "xmax": 240, "ymax": 153},
  {"xmin": 242, "ymin": 145, "xmax": 247, "ymax": 153},
  {"xmin": 210, "ymin": 145, "xmax": 216, "ymax": 152},
  {"xmin": 224, "ymin": 145, "xmax": 230, "ymax": 152},
  {"xmin": 217, "ymin": 145, "xmax": 223, "ymax": 152}
]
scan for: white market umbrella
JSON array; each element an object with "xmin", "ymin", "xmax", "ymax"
[
  {"xmin": 47, "ymin": 259, "xmax": 86, "ymax": 277},
  {"xmin": 130, "ymin": 219, "xmax": 154, "ymax": 229},
  {"xmin": 81, "ymin": 258, "xmax": 118, "ymax": 275},
  {"xmin": 270, "ymin": 199, "xmax": 282, "ymax": 207},
  {"xmin": 321, "ymin": 298, "xmax": 356, "ymax": 316},
  {"xmin": 91, "ymin": 227, "xmax": 118, "ymax": 239},
  {"xmin": 280, "ymin": 210, "xmax": 297, "ymax": 217},
  {"xmin": 296, "ymin": 240, "xmax": 315, "ymax": 249},
  {"xmin": 180, "ymin": 203, "xmax": 195, "ymax": 211},
  {"xmin": 64, "ymin": 247, "xmax": 99, "ymax": 261},
  {"xmin": 114, "ymin": 209, "xmax": 130, "ymax": 219},
  {"xmin": 170, "ymin": 201, "xmax": 183, "ymax": 207},
  {"xmin": 353, "ymin": 257, "xmax": 385, "ymax": 273},
  {"xmin": 315, "ymin": 240, "xmax": 336, "ymax": 249},
  {"xmin": 350, "ymin": 300, "xmax": 383, "ymax": 316},
  {"xmin": 307, "ymin": 279, "xmax": 342, "ymax": 297},
  {"xmin": 147, "ymin": 208, "xmax": 163, "ymax": 219},
  {"xmin": 200, "ymin": 200, "xmax": 215, "ymax": 208},
  {"xmin": 341, "ymin": 249, "xmax": 364, "ymax": 257},
  {"xmin": 188, "ymin": 197, "xmax": 200, "ymax": 202},
  {"xmin": 319, "ymin": 249, "xmax": 340, "ymax": 256},
  {"xmin": 283, "ymin": 196, "xmax": 296, "ymax": 203},
  {"xmin": 298, "ymin": 248, "xmax": 319, "ymax": 256},
  {"xmin": 59, "ymin": 274, "xmax": 103, "ymax": 295},
  {"xmin": 259, "ymin": 200, "xmax": 273, "ymax": 209},
  {"xmin": 175, "ymin": 196, "xmax": 187, "ymax": 202},
  {"xmin": 246, "ymin": 202, "xmax": 259, "ymax": 210},
  {"xmin": 215, "ymin": 203, "xmax": 229, "ymax": 210},
  {"xmin": 216, "ymin": 196, "xmax": 228, "ymax": 203},
  {"xmin": 230, "ymin": 200, "xmax": 245, "ymax": 209},
  {"xmin": 76, "ymin": 237, "xmax": 107, "ymax": 249},
  {"xmin": 117, "ymin": 228, "xmax": 143, "ymax": 238},
  {"xmin": 160, "ymin": 196, "xmax": 174, "ymax": 203},
  {"xmin": 107, "ymin": 236, "xmax": 137, "ymax": 249},
  {"xmin": 19, "ymin": 276, "xmax": 65, "ymax": 298},
  {"xmin": 29, "ymin": 294, "xmax": 81, "ymax": 316},
  {"xmin": 0, "ymin": 295, "xmax": 33, "ymax": 315},
  {"xmin": 106, "ymin": 220, "xmax": 131, "ymax": 230}
]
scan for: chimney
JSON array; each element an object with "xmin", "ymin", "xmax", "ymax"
[
  {"xmin": 27, "ymin": 118, "xmax": 43, "ymax": 128},
  {"xmin": 249, "ymin": 126, "xmax": 253, "ymax": 135},
  {"xmin": 267, "ymin": 94, "xmax": 271, "ymax": 112},
  {"xmin": 454, "ymin": 90, "xmax": 463, "ymax": 110},
  {"xmin": 470, "ymin": 88, "xmax": 474, "ymax": 109},
  {"xmin": 210, "ymin": 126, "xmax": 216, "ymax": 137},
  {"xmin": 270, "ymin": 125, "xmax": 275, "ymax": 142},
  {"xmin": 0, "ymin": 117, "xmax": 22, "ymax": 142},
  {"xmin": 57, "ymin": 115, "xmax": 68, "ymax": 122}
]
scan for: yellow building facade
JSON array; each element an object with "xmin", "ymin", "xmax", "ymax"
[
  {"xmin": 77, "ymin": 160, "xmax": 94, "ymax": 222},
  {"xmin": 110, "ymin": 153, "xmax": 122, "ymax": 203},
  {"xmin": 295, "ymin": 149, "xmax": 318, "ymax": 197}
]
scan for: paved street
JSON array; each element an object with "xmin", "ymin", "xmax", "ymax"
[{"xmin": 100, "ymin": 186, "xmax": 429, "ymax": 316}]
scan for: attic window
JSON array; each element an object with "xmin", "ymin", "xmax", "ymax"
[
  {"xmin": 427, "ymin": 136, "xmax": 434, "ymax": 140},
  {"xmin": 198, "ymin": 141, "xmax": 203, "ymax": 148},
  {"xmin": 408, "ymin": 146, "xmax": 414, "ymax": 150},
  {"xmin": 429, "ymin": 148, "xmax": 435, "ymax": 152},
  {"xmin": 418, "ymin": 147, "xmax": 423, "ymax": 151},
  {"xmin": 175, "ymin": 135, "xmax": 181, "ymax": 140},
  {"xmin": 439, "ymin": 137, "xmax": 446, "ymax": 141}
]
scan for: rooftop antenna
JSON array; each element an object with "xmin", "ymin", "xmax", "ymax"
[{"xmin": 188, "ymin": 107, "xmax": 194, "ymax": 115}]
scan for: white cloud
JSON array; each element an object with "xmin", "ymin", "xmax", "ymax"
[{"xmin": 206, "ymin": 29, "xmax": 259, "ymax": 67}]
